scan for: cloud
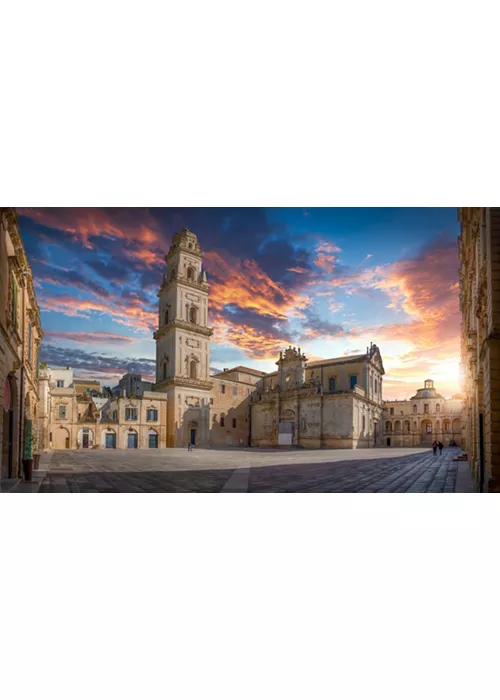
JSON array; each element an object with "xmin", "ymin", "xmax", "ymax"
[
  {"xmin": 44, "ymin": 331, "xmax": 143, "ymax": 345},
  {"xmin": 40, "ymin": 344, "xmax": 156, "ymax": 381}
]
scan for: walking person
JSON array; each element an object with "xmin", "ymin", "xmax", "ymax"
[
  {"xmin": 187, "ymin": 441, "xmax": 192, "ymax": 452},
  {"xmin": 438, "ymin": 441, "xmax": 443, "ymax": 455},
  {"xmin": 432, "ymin": 440, "xmax": 438, "ymax": 456}
]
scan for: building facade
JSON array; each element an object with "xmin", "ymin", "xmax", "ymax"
[
  {"xmin": 250, "ymin": 344, "xmax": 385, "ymax": 448},
  {"xmin": 383, "ymin": 379, "xmax": 463, "ymax": 447},
  {"xmin": 459, "ymin": 207, "xmax": 500, "ymax": 491},
  {"xmin": 1, "ymin": 207, "xmax": 43, "ymax": 479},
  {"xmin": 41, "ymin": 364, "xmax": 168, "ymax": 450}
]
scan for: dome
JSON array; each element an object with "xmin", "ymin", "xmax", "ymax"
[{"xmin": 410, "ymin": 379, "xmax": 444, "ymax": 400}]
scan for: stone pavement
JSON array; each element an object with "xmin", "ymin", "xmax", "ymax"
[{"xmin": 1, "ymin": 445, "xmax": 475, "ymax": 493}]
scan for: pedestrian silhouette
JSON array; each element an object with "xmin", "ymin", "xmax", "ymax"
[
  {"xmin": 438, "ymin": 441, "xmax": 443, "ymax": 455},
  {"xmin": 432, "ymin": 440, "xmax": 438, "ymax": 455}
]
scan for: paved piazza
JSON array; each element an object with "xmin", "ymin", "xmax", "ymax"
[{"xmin": 2, "ymin": 446, "xmax": 474, "ymax": 493}]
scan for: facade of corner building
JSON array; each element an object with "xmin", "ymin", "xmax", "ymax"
[
  {"xmin": 383, "ymin": 379, "xmax": 463, "ymax": 448},
  {"xmin": 458, "ymin": 207, "xmax": 500, "ymax": 491},
  {"xmin": 1, "ymin": 207, "xmax": 43, "ymax": 479}
]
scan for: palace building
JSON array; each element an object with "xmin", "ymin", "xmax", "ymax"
[{"xmin": 383, "ymin": 379, "xmax": 463, "ymax": 448}]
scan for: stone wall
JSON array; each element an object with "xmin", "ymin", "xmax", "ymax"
[{"xmin": 459, "ymin": 207, "xmax": 500, "ymax": 491}]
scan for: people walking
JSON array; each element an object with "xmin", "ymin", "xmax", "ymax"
[
  {"xmin": 432, "ymin": 440, "xmax": 438, "ymax": 456},
  {"xmin": 438, "ymin": 441, "xmax": 443, "ymax": 455},
  {"xmin": 187, "ymin": 442, "xmax": 192, "ymax": 452}
]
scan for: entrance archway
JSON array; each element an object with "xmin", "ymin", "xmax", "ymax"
[
  {"xmin": 127, "ymin": 429, "xmax": 138, "ymax": 449},
  {"xmin": 2, "ymin": 376, "xmax": 16, "ymax": 479},
  {"xmin": 78, "ymin": 428, "xmax": 94, "ymax": 449},
  {"xmin": 420, "ymin": 419, "xmax": 433, "ymax": 444},
  {"xmin": 148, "ymin": 429, "xmax": 158, "ymax": 448},
  {"xmin": 53, "ymin": 426, "xmax": 70, "ymax": 449}
]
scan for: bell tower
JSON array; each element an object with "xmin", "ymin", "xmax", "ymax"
[{"xmin": 154, "ymin": 227, "xmax": 213, "ymax": 446}]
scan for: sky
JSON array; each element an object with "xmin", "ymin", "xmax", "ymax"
[{"xmin": 18, "ymin": 207, "xmax": 462, "ymax": 399}]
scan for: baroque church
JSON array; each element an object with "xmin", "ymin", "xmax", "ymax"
[{"xmin": 152, "ymin": 227, "xmax": 386, "ymax": 449}]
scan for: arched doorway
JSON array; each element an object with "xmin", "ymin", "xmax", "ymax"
[
  {"xmin": 279, "ymin": 409, "xmax": 295, "ymax": 446},
  {"xmin": 103, "ymin": 429, "xmax": 116, "ymax": 449},
  {"xmin": 2, "ymin": 376, "xmax": 16, "ymax": 479},
  {"xmin": 127, "ymin": 429, "xmax": 138, "ymax": 449},
  {"xmin": 188, "ymin": 421, "xmax": 198, "ymax": 447},
  {"xmin": 420, "ymin": 419, "xmax": 433, "ymax": 444},
  {"xmin": 53, "ymin": 426, "xmax": 70, "ymax": 449},
  {"xmin": 78, "ymin": 428, "xmax": 94, "ymax": 449},
  {"xmin": 148, "ymin": 429, "xmax": 158, "ymax": 448}
]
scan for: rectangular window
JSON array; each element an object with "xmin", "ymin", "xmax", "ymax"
[
  {"xmin": 147, "ymin": 409, "xmax": 158, "ymax": 421},
  {"xmin": 126, "ymin": 408, "xmax": 138, "ymax": 421},
  {"xmin": 57, "ymin": 380, "xmax": 64, "ymax": 388},
  {"xmin": 362, "ymin": 415, "xmax": 366, "ymax": 431},
  {"xmin": 220, "ymin": 415, "xmax": 225, "ymax": 427},
  {"xmin": 350, "ymin": 375, "xmax": 358, "ymax": 390},
  {"xmin": 210, "ymin": 398, "xmax": 214, "ymax": 405},
  {"xmin": 328, "ymin": 377, "xmax": 336, "ymax": 392},
  {"xmin": 221, "ymin": 384, "xmax": 225, "ymax": 394},
  {"xmin": 390, "ymin": 407, "xmax": 394, "ymax": 416},
  {"xmin": 424, "ymin": 404, "xmax": 429, "ymax": 414},
  {"xmin": 232, "ymin": 418, "xmax": 236, "ymax": 428},
  {"xmin": 233, "ymin": 386, "xmax": 237, "ymax": 396},
  {"xmin": 59, "ymin": 405, "xmax": 66, "ymax": 419}
]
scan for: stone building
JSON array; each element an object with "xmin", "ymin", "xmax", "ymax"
[
  {"xmin": 112, "ymin": 373, "xmax": 153, "ymax": 398},
  {"xmin": 458, "ymin": 207, "xmax": 500, "ymax": 491},
  {"xmin": 383, "ymin": 379, "xmax": 463, "ymax": 447},
  {"xmin": 1, "ymin": 207, "xmax": 43, "ymax": 479},
  {"xmin": 40, "ymin": 364, "xmax": 168, "ymax": 450},
  {"xmin": 99, "ymin": 392, "xmax": 168, "ymax": 449},
  {"xmin": 250, "ymin": 344, "xmax": 385, "ymax": 448}
]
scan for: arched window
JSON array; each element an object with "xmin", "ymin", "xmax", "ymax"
[
  {"xmin": 424, "ymin": 403, "xmax": 429, "ymax": 414},
  {"xmin": 187, "ymin": 267, "xmax": 195, "ymax": 281},
  {"xmin": 190, "ymin": 360, "xmax": 197, "ymax": 380},
  {"xmin": 394, "ymin": 420, "xmax": 401, "ymax": 433},
  {"xmin": 163, "ymin": 360, "xmax": 168, "ymax": 380},
  {"xmin": 436, "ymin": 404, "xmax": 440, "ymax": 413},
  {"xmin": 413, "ymin": 404, "xmax": 417, "ymax": 414},
  {"xmin": 164, "ymin": 309, "xmax": 169, "ymax": 325},
  {"xmin": 385, "ymin": 421, "xmax": 392, "ymax": 433},
  {"xmin": 189, "ymin": 307, "xmax": 197, "ymax": 324}
]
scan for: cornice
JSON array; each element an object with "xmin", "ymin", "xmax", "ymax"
[
  {"xmin": 158, "ymin": 277, "xmax": 209, "ymax": 296},
  {"xmin": 154, "ymin": 319, "xmax": 214, "ymax": 339}
]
